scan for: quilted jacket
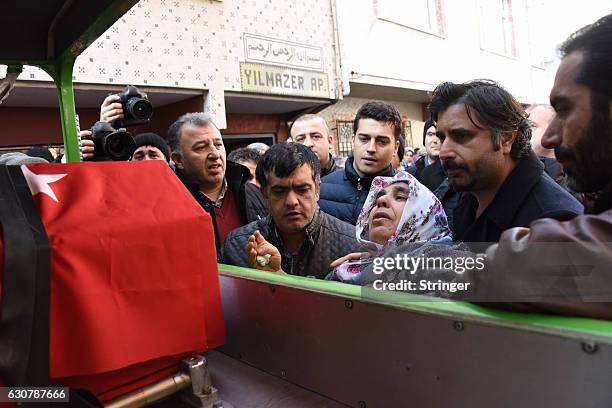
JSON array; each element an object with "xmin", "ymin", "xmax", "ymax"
[{"xmin": 220, "ymin": 208, "xmax": 360, "ymax": 279}]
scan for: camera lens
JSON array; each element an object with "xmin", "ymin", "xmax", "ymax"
[
  {"xmin": 108, "ymin": 137, "xmax": 126, "ymax": 157},
  {"xmin": 104, "ymin": 131, "xmax": 136, "ymax": 161},
  {"xmin": 127, "ymin": 98, "xmax": 153, "ymax": 121}
]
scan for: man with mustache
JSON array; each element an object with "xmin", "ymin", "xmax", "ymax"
[
  {"xmin": 429, "ymin": 80, "xmax": 583, "ymax": 243},
  {"xmin": 384, "ymin": 14, "xmax": 612, "ymax": 319},
  {"xmin": 319, "ymin": 101, "xmax": 401, "ymax": 225},
  {"xmin": 168, "ymin": 112, "xmax": 267, "ymax": 257},
  {"xmin": 220, "ymin": 143, "xmax": 359, "ymax": 279}
]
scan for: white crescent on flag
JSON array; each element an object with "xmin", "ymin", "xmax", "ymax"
[{"xmin": 21, "ymin": 165, "xmax": 67, "ymax": 203}]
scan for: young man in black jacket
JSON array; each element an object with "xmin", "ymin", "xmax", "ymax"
[
  {"xmin": 167, "ymin": 112, "xmax": 267, "ymax": 257},
  {"xmin": 412, "ymin": 118, "xmax": 441, "ymax": 182}
]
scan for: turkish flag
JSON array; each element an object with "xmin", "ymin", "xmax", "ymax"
[{"xmin": 2, "ymin": 161, "xmax": 223, "ymax": 401}]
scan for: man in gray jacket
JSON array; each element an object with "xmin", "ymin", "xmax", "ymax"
[{"xmin": 220, "ymin": 143, "xmax": 360, "ymax": 279}]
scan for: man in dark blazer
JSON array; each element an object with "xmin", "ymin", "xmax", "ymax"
[{"xmin": 428, "ymin": 80, "xmax": 583, "ymax": 242}]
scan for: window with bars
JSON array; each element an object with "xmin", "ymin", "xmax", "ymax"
[
  {"xmin": 403, "ymin": 120, "xmax": 414, "ymax": 148},
  {"xmin": 336, "ymin": 120, "xmax": 354, "ymax": 157}
]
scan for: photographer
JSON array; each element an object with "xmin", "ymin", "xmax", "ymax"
[
  {"xmin": 80, "ymin": 130, "xmax": 169, "ymax": 162},
  {"xmin": 80, "ymin": 88, "xmax": 167, "ymax": 162}
]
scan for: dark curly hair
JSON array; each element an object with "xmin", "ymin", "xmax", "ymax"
[
  {"xmin": 353, "ymin": 101, "xmax": 403, "ymax": 141},
  {"xmin": 428, "ymin": 80, "xmax": 532, "ymax": 160}
]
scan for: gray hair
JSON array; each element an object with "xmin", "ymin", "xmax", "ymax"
[
  {"xmin": 0, "ymin": 152, "xmax": 48, "ymax": 165},
  {"xmin": 247, "ymin": 142, "xmax": 270, "ymax": 155},
  {"xmin": 167, "ymin": 112, "xmax": 218, "ymax": 153}
]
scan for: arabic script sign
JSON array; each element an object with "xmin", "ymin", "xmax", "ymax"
[
  {"xmin": 244, "ymin": 33, "xmax": 324, "ymax": 71},
  {"xmin": 240, "ymin": 63, "xmax": 330, "ymax": 99}
]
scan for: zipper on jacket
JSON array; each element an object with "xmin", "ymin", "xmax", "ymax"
[{"xmin": 357, "ymin": 178, "xmax": 362, "ymax": 191}]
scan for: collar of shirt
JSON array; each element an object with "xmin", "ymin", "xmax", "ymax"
[
  {"xmin": 455, "ymin": 150, "xmax": 544, "ymax": 234},
  {"xmin": 202, "ymin": 178, "xmax": 228, "ymax": 208},
  {"xmin": 344, "ymin": 156, "xmax": 395, "ymax": 191},
  {"xmin": 268, "ymin": 207, "xmax": 322, "ymax": 255}
]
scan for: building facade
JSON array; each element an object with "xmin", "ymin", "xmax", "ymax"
[
  {"xmin": 324, "ymin": 0, "xmax": 558, "ymax": 154},
  {"xmin": 2, "ymin": 0, "xmax": 607, "ymax": 157},
  {"xmin": 0, "ymin": 0, "xmax": 342, "ymax": 152}
]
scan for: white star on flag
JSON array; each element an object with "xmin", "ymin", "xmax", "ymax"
[{"xmin": 21, "ymin": 165, "xmax": 68, "ymax": 203}]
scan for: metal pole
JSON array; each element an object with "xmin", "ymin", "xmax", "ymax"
[{"xmin": 104, "ymin": 372, "xmax": 191, "ymax": 408}]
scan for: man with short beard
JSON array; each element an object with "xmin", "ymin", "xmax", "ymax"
[
  {"xmin": 373, "ymin": 13, "xmax": 612, "ymax": 320},
  {"xmin": 467, "ymin": 14, "xmax": 612, "ymax": 317},
  {"xmin": 430, "ymin": 80, "xmax": 583, "ymax": 242}
]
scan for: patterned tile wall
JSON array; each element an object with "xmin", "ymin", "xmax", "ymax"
[{"xmin": 15, "ymin": 0, "xmax": 339, "ymax": 100}]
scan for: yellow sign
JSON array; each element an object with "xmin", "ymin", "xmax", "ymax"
[{"xmin": 240, "ymin": 63, "xmax": 330, "ymax": 99}]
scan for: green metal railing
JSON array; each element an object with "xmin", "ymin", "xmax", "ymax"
[{"xmin": 219, "ymin": 263, "xmax": 612, "ymax": 340}]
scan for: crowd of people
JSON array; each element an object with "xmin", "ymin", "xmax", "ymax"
[{"xmin": 3, "ymin": 13, "xmax": 611, "ymax": 320}]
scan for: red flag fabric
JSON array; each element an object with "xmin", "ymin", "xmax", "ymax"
[{"xmin": 9, "ymin": 161, "xmax": 223, "ymax": 399}]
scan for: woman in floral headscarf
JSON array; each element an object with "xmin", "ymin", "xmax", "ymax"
[{"xmin": 327, "ymin": 171, "xmax": 452, "ymax": 284}]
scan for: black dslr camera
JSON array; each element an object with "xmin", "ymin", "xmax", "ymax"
[
  {"xmin": 84, "ymin": 85, "xmax": 152, "ymax": 161},
  {"xmin": 116, "ymin": 85, "xmax": 153, "ymax": 127},
  {"xmin": 87, "ymin": 121, "xmax": 136, "ymax": 161}
]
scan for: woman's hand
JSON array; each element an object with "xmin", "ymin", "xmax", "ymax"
[
  {"xmin": 330, "ymin": 252, "xmax": 368, "ymax": 269},
  {"xmin": 247, "ymin": 230, "xmax": 284, "ymax": 273}
]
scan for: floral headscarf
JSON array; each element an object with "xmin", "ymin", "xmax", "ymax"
[{"xmin": 330, "ymin": 171, "xmax": 452, "ymax": 283}]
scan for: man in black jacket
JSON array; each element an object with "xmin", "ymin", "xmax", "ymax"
[
  {"xmin": 411, "ymin": 118, "xmax": 441, "ymax": 182},
  {"xmin": 429, "ymin": 80, "xmax": 583, "ymax": 242},
  {"xmin": 168, "ymin": 112, "xmax": 267, "ymax": 257},
  {"xmin": 416, "ymin": 121, "xmax": 447, "ymax": 193},
  {"xmin": 220, "ymin": 143, "xmax": 359, "ymax": 279}
]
